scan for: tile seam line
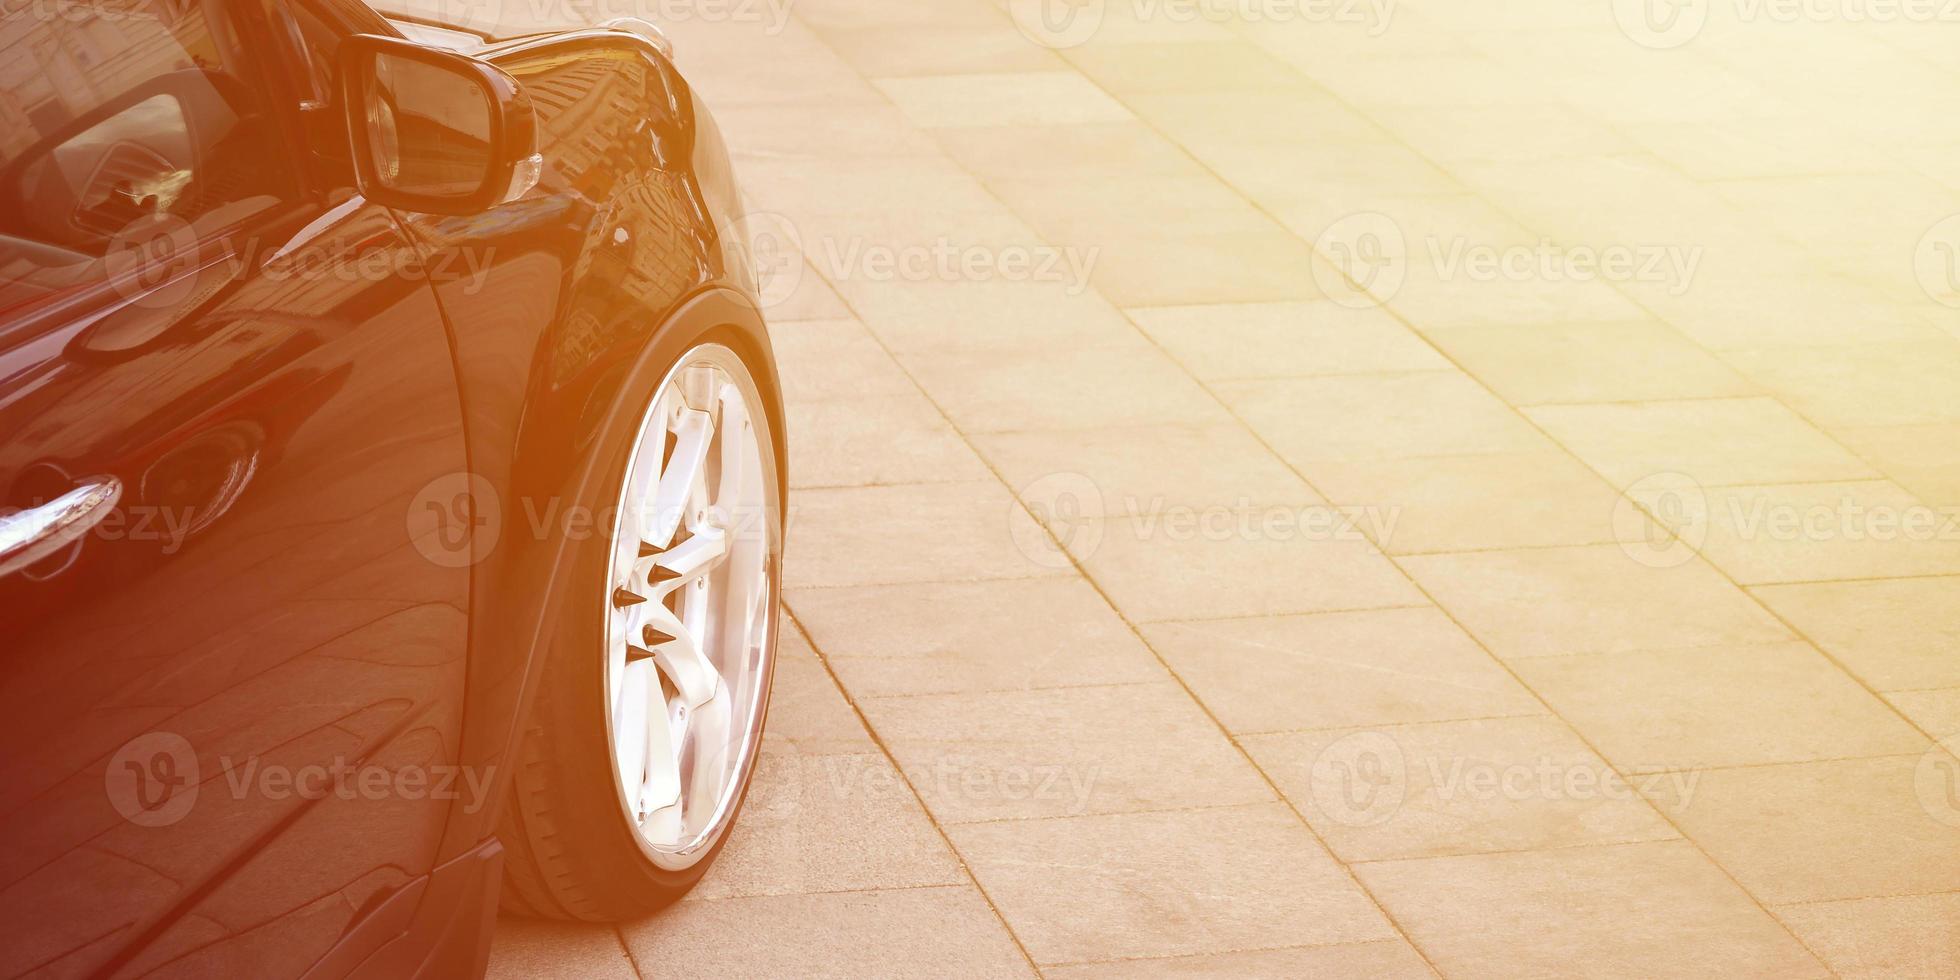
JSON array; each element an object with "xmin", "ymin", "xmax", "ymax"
[
  {"xmin": 610, "ymin": 923, "xmax": 643, "ymax": 980},
  {"xmin": 1037, "ymin": 936, "xmax": 1415, "ymax": 970},
  {"xmin": 1766, "ymin": 886, "xmax": 1960, "ymax": 909},
  {"xmin": 782, "ymin": 608, "xmax": 1047, "ymax": 978},
  {"xmin": 684, "ymin": 881, "xmax": 979, "ymax": 904},
  {"xmin": 935, "ymin": 798, "xmax": 1282, "ymax": 828},
  {"xmin": 1342, "ymin": 834, "xmax": 1695, "ymax": 867}
]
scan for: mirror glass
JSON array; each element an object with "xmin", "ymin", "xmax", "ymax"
[{"xmin": 364, "ymin": 53, "xmax": 492, "ymax": 198}]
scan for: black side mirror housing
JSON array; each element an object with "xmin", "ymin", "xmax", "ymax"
[{"xmin": 338, "ymin": 34, "xmax": 542, "ymax": 216}]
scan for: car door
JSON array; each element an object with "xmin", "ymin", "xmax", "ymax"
[{"xmin": 0, "ymin": 1, "xmax": 471, "ymax": 975}]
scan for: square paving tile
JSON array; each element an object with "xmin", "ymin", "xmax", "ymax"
[
  {"xmin": 875, "ymin": 72, "xmax": 1134, "ymax": 128},
  {"xmin": 898, "ymin": 345, "xmax": 1230, "ymax": 434},
  {"xmin": 1400, "ymin": 544, "xmax": 1793, "ymax": 659},
  {"xmin": 768, "ymin": 318, "xmax": 916, "ymax": 403},
  {"xmin": 1223, "ymin": 372, "xmax": 1550, "ymax": 463},
  {"xmin": 1725, "ymin": 342, "xmax": 1960, "ymax": 428},
  {"xmin": 1125, "ymin": 90, "xmax": 1389, "ymax": 147},
  {"xmin": 1685, "ymin": 481, "xmax": 1960, "ymax": 584},
  {"xmin": 1513, "ymin": 642, "xmax": 1927, "ymax": 772},
  {"xmin": 1303, "ymin": 451, "xmax": 1634, "ymax": 554},
  {"xmin": 1068, "ymin": 514, "xmax": 1425, "ymax": 623},
  {"xmin": 934, "ymin": 123, "xmax": 1209, "ymax": 181},
  {"xmin": 1524, "ymin": 397, "xmax": 1877, "ymax": 488},
  {"xmin": 857, "ymin": 682, "xmax": 1272, "ymax": 822},
  {"xmin": 1652, "ymin": 756, "xmax": 1960, "ymax": 904},
  {"xmin": 1126, "ymin": 301, "xmax": 1449, "ymax": 381},
  {"xmin": 763, "ymin": 629, "xmax": 879, "ymax": 757},
  {"xmin": 1887, "ymin": 689, "xmax": 1960, "ymax": 740},
  {"xmin": 845, "ymin": 279, "xmax": 1143, "ymax": 355},
  {"xmin": 1424, "ymin": 321, "xmax": 1757, "ymax": 405},
  {"xmin": 1139, "ymin": 607, "xmax": 1540, "ymax": 734},
  {"xmin": 1354, "ymin": 841, "xmax": 1828, "ymax": 979},
  {"xmin": 1773, "ymin": 893, "xmax": 1960, "ymax": 980},
  {"xmin": 787, "ymin": 394, "xmax": 991, "ymax": 489},
  {"xmin": 950, "ymin": 804, "xmax": 1396, "ymax": 964},
  {"xmin": 786, "ymin": 577, "xmax": 1165, "ymax": 698},
  {"xmin": 1750, "ymin": 576, "xmax": 1960, "ymax": 691},
  {"xmin": 975, "ymin": 423, "xmax": 1317, "ymax": 519},
  {"xmin": 691, "ymin": 750, "xmax": 965, "ymax": 900},
  {"xmin": 1836, "ymin": 422, "xmax": 1960, "ymax": 510},
  {"xmin": 784, "ymin": 482, "xmax": 1067, "ymax": 588},
  {"xmin": 1247, "ymin": 717, "xmax": 1675, "ymax": 862},
  {"xmin": 1380, "ymin": 266, "xmax": 1650, "ymax": 329},
  {"xmin": 818, "ymin": 23, "xmax": 1065, "ymax": 76},
  {"xmin": 487, "ymin": 920, "xmax": 634, "ymax": 980},
  {"xmin": 1064, "ymin": 41, "xmax": 1307, "ymax": 94},
  {"xmin": 1068, "ymin": 227, "xmax": 1332, "ymax": 308},
  {"xmin": 619, "ymin": 886, "xmax": 1033, "ymax": 979},
  {"xmin": 1043, "ymin": 940, "xmax": 1433, "ymax": 978}
]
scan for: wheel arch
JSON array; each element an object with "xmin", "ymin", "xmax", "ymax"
[{"xmin": 433, "ymin": 284, "xmax": 783, "ymax": 861}]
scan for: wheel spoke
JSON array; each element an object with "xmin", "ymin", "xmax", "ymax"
[
  {"xmin": 713, "ymin": 383, "xmax": 751, "ymax": 516},
  {"xmin": 642, "ymin": 406, "xmax": 713, "ymax": 550},
  {"xmin": 613, "ymin": 658, "xmax": 653, "ymax": 803},
  {"xmin": 625, "ymin": 600, "xmax": 721, "ymax": 708},
  {"xmin": 630, "ymin": 526, "xmax": 727, "ymax": 602},
  {"xmin": 680, "ymin": 688, "xmax": 731, "ymax": 829},
  {"xmin": 639, "ymin": 675, "xmax": 683, "ymax": 834}
]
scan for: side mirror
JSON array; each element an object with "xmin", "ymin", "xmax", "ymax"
[{"xmin": 338, "ymin": 34, "xmax": 542, "ymax": 216}]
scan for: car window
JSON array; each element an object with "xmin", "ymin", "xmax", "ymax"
[{"xmin": 0, "ymin": 0, "xmax": 295, "ymax": 317}]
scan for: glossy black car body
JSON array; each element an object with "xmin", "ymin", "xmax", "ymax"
[{"xmin": 0, "ymin": 1, "xmax": 779, "ymax": 974}]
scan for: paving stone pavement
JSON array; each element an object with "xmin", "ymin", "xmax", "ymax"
[{"xmin": 488, "ymin": 2, "xmax": 1960, "ymax": 976}]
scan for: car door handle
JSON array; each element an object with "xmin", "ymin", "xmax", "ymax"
[{"xmin": 0, "ymin": 476, "xmax": 122, "ymax": 578}]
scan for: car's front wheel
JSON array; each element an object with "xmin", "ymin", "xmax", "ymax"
[{"xmin": 498, "ymin": 337, "xmax": 782, "ymax": 920}]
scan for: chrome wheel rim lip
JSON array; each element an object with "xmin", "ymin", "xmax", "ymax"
[{"xmin": 602, "ymin": 343, "xmax": 779, "ymax": 871}]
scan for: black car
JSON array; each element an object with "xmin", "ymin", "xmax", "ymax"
[{"xmin": 0, "ymin": 1, "xmax": 785, "ymax": 975}]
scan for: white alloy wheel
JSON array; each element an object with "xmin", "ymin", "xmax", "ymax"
[{"xmin": 603, "ymin": 343, "xmax": 777, "ymax": 870}]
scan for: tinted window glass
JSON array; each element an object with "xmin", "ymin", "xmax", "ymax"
[{"xmin": 0, "ymin": 0, "xmax": 293, "ymax": 316}]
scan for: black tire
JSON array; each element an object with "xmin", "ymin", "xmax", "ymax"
[{"xmin": 496, "ymin": 330, "xmax": 783, "ymax": 921}]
